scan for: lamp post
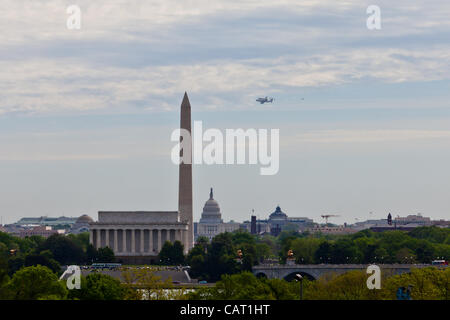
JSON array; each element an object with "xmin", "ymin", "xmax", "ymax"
[{"xmin": 295, "ymin": 274, "xmax": 303, "ymax": 300}]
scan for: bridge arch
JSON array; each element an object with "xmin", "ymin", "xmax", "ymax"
[
  {"xmin": 252, "ymin": 264, "xmax": 423, "ymax": 281},
  {"xmin": 283, "ymin": 271, "xmax": 316, "ymax": 281},
  {"xmin": 255, "ymin": 272, "xmax": 268, "ymax": 279}
]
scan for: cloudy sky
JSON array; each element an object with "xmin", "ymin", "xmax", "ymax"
[{"xmin": 0, "ymin": 0, "xmax": 449, "ymax": 224}]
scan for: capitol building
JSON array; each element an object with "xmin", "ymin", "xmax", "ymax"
[{"xmin": 194, "ymin": 188, "xmax": 240, "ymax": 241}]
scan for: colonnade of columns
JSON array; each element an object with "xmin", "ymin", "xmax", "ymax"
[{"xmin": 90, "ymin": 228, "xmax": 188, "ymax": 255}]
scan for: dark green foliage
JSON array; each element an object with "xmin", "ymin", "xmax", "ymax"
[
  {"xmin": 4, "ymin": 265, "xmax": 67, "ymax": 300},
  {"xmin": 281, "ymin": 227, "xmax": 450, "ymax": 265},
  {"xmin": 39, "ymin": 234, "xmax": 85, "ymax": 265},
  {"xmin": 409, "ymin": 227, "xmax": 449, "ymax": 243},
  {"xmin": 231, "ymin": 231, "xmax": 256, "ymax": 246},
  {"xmin": 0, "ymin": 231, "xmax": 116, "ymax": 284},
  {"xmin": 68, "ymin": 273, "xmax": 125, "ymax": 300},
  {"xmin": 0, "ymin": 232, "xmax": 44, "ymax": 254},
  {"xmin": 96, "ymin": 247, "xmax": 115, "ymax": 263},
  {"xmin": 158, "ymin": 240, "xmax": 185, "ymax": 265},
  {"xmin": 315, "ymin": 241, "xmax": 333, "ymax": 263},
  {"xmin": 7, "ymin": 256, "xmax": 25, "ymax": 276},
  {"xmin": 66, "ymin": 233, "xmax": 90, "ymax": 251},
  {"xmin": 203, "ymin": 233, "xmax": 240, "ymax": 282},
  {"xmin": 0, "ymin": 249, "xmax": 9, "ymax": 299},
  {"xmin": 331, "ymin": 238, "xmax": 363, "ymax": 264},
  {"xmin": 24, "ymin": 254, "xmax": 61, "ymax": 274},
  {"xmin": 187, "ymin": 231, "xmax": 270, "ymax": 282},
  {"xmin": 187, "ymin": 272, "xmax": 298, "ymax": 300}
]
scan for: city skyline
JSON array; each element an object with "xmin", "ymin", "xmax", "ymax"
[
  {"xmin": 1, "ymin": 1, "xmax": 450, "ymax": 224},
  {"xmin": 2, "ymin": 197, "xmax": 445, "ymax": 227}
]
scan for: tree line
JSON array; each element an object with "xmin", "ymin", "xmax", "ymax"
[
  {"xmin": 0, "ymin": 226, "xmax": 449, "ymax": 299},
  {"xmin": 279, "ymin": 227, "xmax": 450, "ymax": 265},
  {"xmin": 188, "ymin": 267, "xmax": 450, "ymax": 300},
  {"xmin": 1, "ymin": 264, "xmax": 448, "ymax": 300},
  {"xmin": 0, "ymin": 232, "xmax": 115, "ymax": 278}
]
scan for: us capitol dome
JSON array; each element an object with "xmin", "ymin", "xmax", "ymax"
[
  {"xmin": 195, "ymin": 188, "xmax": 240, "ymax": 241},
  {"xmin": 199, "ymin": 188, "xmax": 223, "ymax": 224}
]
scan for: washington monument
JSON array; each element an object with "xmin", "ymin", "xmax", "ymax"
[
  {"xmin": 88, "ymin": 93, "xmax": 194, "ymax": 263},
  {"xmin": 178, "ymin": 92, "xmax": 194, "ymax": 251}
]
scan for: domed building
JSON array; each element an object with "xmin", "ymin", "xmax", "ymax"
[
  {"xmin": 70, "ymin": 214, "xmax": 94, "ymax": 234},
  {"xmin": 268, "ymin": 206, "xmax": 288, "ymax": 236},
  {"xmin": 195, "ymin": 188, "xmax": 240, "ymax": 241},
  {"xmin": 265, "ymin": 205, "xmax": 314, "ymax": 236},
  {"xmin": 269, "ymin": 206, "xmax": 288, "ymax": 222},
  {"xmin": 199, "ymin": 188, "xmax": 223, "ymax": 224}
]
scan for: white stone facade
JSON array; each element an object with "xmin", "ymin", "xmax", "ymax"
[
  {"xmin": 89, "ymin": 211, "xmax": 189, "ymax": 257},
  {"xmin": 195, "ymin": 188, "xmax": 240, "ymax": 241},
  {"xmin": 196, "ymin": 222, "xmax": 241, "ymax": 241}
]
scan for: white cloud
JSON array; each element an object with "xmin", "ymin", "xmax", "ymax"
[
  {"xmin": 0, "ymin": 1, "xmax": 449, "ymax": 116},
  {"xmin": 0, "ymin": 154, "xmax": 125, "ymax": 161},
  {"xmin": 0, "ymin": 0, "xmax": 358, "ymax": 41},
  {"xmin": 1, "ymin": 0, "xmax": 449, "ymax": 44},
  {"xmin": 288, "ymin": 129, "xmax": 450, "ymax": 144},
  {"xmin": 1, "ymin": 46, "xmax": 449, "ymax": 115}
]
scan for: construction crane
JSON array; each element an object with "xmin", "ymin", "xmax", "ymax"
[{"xmin": 321, "ymin": 214, "xmax": 340, "ymax": 224}]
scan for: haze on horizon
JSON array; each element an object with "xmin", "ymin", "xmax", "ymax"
[{"xmin": 0, "ymin": 1, "xmax": 450, "ymax": 225}]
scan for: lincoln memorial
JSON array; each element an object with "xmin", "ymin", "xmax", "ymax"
[{"xmin": 89, "ymin": 211, "xmax": 189, "ymax": 264}]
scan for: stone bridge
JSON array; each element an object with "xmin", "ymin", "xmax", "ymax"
[{"xmin": 252, "ymin": 263, "xmax": 431, "ymax": 280}]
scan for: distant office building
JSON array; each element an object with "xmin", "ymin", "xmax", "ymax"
[
  {"xmin": 0, "ymin": 224, "xmax": 24, "ymax": 236},
  {"xmin": 241, "ymin": 219, "xmax": 270, "ymax": 235},
  {"xmin": 286, "ymin": 217, "xmax": 315, "ymax": 231},
  {"xmin": 352, "ymin": 219, "xmax": 389, "ymax": 231},
  {"xmin": 14, "ymin": 216, "xmax": 78, "ymax": 227},
  {"xmin": 370, "ymin": 225, "xmax": 418, "ymax": 232},
  {"xmin": 18, "ymin": 225, "xmax": 62, "ymax": 238},
  {"xmin": 432, "ymin": 219, "xmax": 450, "ymax": 228},
  {"xmin": 251, "ymin": 216, "xmax": 257, "ymax": 234},
  {"xmin": 193, "ymin": 222, "xmax": 198, "ymax": 237},
  {"xmin": 394, "ymin": 214, "xmax": 431, "ymax": 226},
  {"xmin": 308, "ymin": 225, "xmax": 358, "ymax": 235},
  {"xmin": 267, "ymin": 206, "xmax": 314, "ymax": 236},
  {"xmin": 353, "ymin": 213, "xmax": 447, "ymax": 232},
  {"xmin": 243, "ymin": 206, "xmax": 314, "ymax": 236},
  {"xmin": 195, "ymin": 188, "xmax": 240, "ymax": 241}
]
